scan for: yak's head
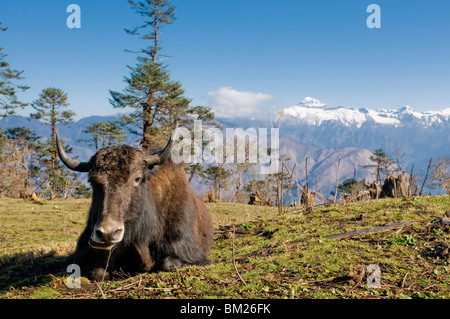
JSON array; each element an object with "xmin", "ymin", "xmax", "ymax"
[{"xmin": 56, "ymin": 132, "xmax": 175, "ymax": 250}]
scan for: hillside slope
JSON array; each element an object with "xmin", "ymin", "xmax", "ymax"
[{"xmin": 1, "ymin": 196, "xmax": 449, "ymax": 299}]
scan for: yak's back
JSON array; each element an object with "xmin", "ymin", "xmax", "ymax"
[{"xmin": 147, "ymin": 160, "xmax": 214, "ymax": 255}]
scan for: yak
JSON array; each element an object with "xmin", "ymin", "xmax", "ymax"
[{"xmin": 56, "ymin": 129, "xmax": 214, "ymax": 281}]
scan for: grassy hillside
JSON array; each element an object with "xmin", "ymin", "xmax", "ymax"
[{"xmin": 0, "ymin": 196, "xmax": 449, "ymax": 299}]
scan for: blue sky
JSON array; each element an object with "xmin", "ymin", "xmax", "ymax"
[{"xmin": 1, "ymin": 0, "xmax": 450, "ymax": 120}]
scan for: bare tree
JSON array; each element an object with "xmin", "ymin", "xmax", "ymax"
[
  {"xmin": 419, "ymin": 159, "xmax": 433, "ymax": 196},
  {"xmin": 334, "ymin": 156, "xmax": 341, "ymax": 203},
  {"xmin": 0, "ymin": 140, "xmax": 29, "ymax": 197},
  {"xmin": 230, "ymin": 162, "xmax": 252, "ymax": 202},
  {"xmin": 432, "ymin": 158, "xmax": 450, "ymax": 195}
]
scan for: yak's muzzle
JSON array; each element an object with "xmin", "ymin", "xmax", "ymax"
[{"xmin": 89, "ymin": 219, "xmax": 124, "ymax": 250}]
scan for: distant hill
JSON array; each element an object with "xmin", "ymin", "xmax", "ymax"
[
  {"xmin": 0, "ymin": 114, "xmax": 133, "ymax": 161},
  {"xmin": 279, "ymin": 97, "xmax": 450, "ymax": 170},
  {"xmin": 2, "ymin": 102, "xmax": 448, "ymax": 197},
  {"xmin": 214, "ymin": 97, "xmax": 450, "ymax": 196}
]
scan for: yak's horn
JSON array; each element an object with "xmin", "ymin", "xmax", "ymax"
[
  {"xmin": 56, "ymin": 132, "xmax": 92, "ymax": 172},
  {"xmin": 145, "ymin": 124, "xmax": 178, "ymax": 166}
]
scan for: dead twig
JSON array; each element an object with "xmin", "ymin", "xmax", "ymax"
[
  {"xmin": 232, "ymin": 228, "xmax": 246, "ymax": 285},
  {"xmin": 424, "ymin": 284, "xmax": 439, "ymax": 291},
  {"xmin": 401, "ymin": 272, "xmax": 409, "ymax": 289},
  {"xmin": 101, "ymin": 246, "xmax": 115, "ymax": 283},
  {"xmin": 143, "ymin": 286, "xmax": 189, "ymax": 292},
  {"xmin": 347, "ymin": 268, "xmax": 366, "ymax": 294},
  {"xmin": 94, "ymin": 281, "xmax": 106, "ymax": 299},
  {"xmin": 327, "ymin": 221, "xmax": 414, "ymax": 240},
  {"xmin": 110, "ymin": 281, "xmax": 140, "ymax": 292}
]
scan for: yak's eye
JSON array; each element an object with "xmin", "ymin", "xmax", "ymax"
[{"xmin": 134, "ymin": 177, "xmax": 142, "ymax": 185}]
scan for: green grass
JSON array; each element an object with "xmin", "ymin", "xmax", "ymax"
[
  {"xmin": 0, "ymin": 198, "xmax": 88, "ymax": 256},
  {"xmin": 0, "ymin": 196, "xmax": 449, "ymax": 299}
]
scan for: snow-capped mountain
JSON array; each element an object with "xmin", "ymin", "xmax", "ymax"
[
  {"xmin": 283, "ymin": 97, "xmax": 450, "ymax": 128},
  {"xmin": 273, "ymin": 97, "xmax": 450, "ymax": 194},
  {"xmin": 219, "ymin": 97, "xmax": 449, "ymax": 196},
  {"xmin": 2, "ymin": 97, "xmax": 448, "ymax": 198}
]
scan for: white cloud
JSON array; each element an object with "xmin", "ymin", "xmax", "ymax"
[{"xmin": 204, "ymin": 87, "xmax": 274, "ymax": 119}]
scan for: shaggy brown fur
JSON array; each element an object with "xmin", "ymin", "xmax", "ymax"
[{"xmin": 69, "ymin": 145, "xmax": 214, "ymax": 280}]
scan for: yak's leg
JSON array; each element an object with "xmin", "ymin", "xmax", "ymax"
[
  {"xmin": 161, "ymin": 239, "xmax": 211, "ymax": 272},
  {"xmin": 90, "ymin": 267, "xmax": 111, "ymax": 281},
  {"xmin": 161, "ymin": 256, "xmax": 184, "ymax": 272},
  {"xmin": 72, "ymin": 246, "xmax": 113, "ymax": 281},
  {"xmin": 134, "ymin": 242, "xmax": 155, "ymax": 272},
  {"xmin": 161, "ymin": 255, "xmax": 210, "ymax": 272}
]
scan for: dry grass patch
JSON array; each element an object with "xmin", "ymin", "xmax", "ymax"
[{"xmin": 1, "ymin": 196, "xmax": 449, "ymax": 299}]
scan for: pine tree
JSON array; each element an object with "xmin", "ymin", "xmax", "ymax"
[
  {"xmin": 5, "ymin": 127, "xmax": 39, "ymax": 150},
  {"xmin": 125, "ymin": 0, "xmax": 176, "ymax": 62},
  {"xmin": 31, "ymin": 88, "xmax": 75, "ymax": 169},
  {"xmin": 0, "ymin": 21, "xmax": 30, "ymax": 117},
  {"xmin": 183, "ymin": 106, "xmax": 219, "ymax": 183},
  {"xmin": 364, "ymin": 148, "xmax": 395, "ymax": 184},
  {"xmin": 110, "ymin": 0, "xmax": 196, "ymax": 151},
  {"xmin": 80, "ymin": 122, "xmax": 103, "ymax": 151},
  {"xmin": 101, "ymin": 121, "xmax": 128, "ymax": 147},
  {"xmin": 335, "ymin": 178, "xmax": 367, "ymax": 198},
  {"xmin": 110, "ymin": 60, "xmax": 192, "ymax": 150},
  {"xmin": 30, "ymin": 88, "xmax": 76, "ymax": 198},
  {"xmin": 81, "ymin": 121, "xmax": 127, "ymax": 151},
  {"xmin": 34, "ymin": 136, "xmax": 82, "ymax": 199}
]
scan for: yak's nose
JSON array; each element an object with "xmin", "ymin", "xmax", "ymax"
[
  {"xmin": 95, "ymin": 227, "xmax": 123, "ymax": 243},
  {"xmin": 90, "ymin": 221, "xmax": 124, "ymax": 249}
]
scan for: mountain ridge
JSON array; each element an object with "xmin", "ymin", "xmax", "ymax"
[
  {"xmin": 283, "ymin": 97, "xmax": 450, "ymax": 128},
  {"xmin": 1, "ymin": 101, "xmax": 448, "ymax": 196}
]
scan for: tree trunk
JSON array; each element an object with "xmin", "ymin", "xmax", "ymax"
[
  {"xmin": 334, "ymin": 157, "xmax": 341, "ymax": 203},
  {"xmin": 376, "ymin": 165, "xmax": 380, "ymax": 185},
  {"xmin": 233, "ymin": 167, "xmax": 243, "ymax": 203},
  {"xmin": 218, "ymin": 163, "xmax": 222, "ymax": 202},
  {"xmin": 143, "ymin": 18, "xmax": 159, "ymax": 151},
  {"xmin": 152, "ymin": 21, "xmax": 158, "ymax": 62},
  {"xmin": 95, "ymin": 136, "xmax": 99, "ymax": 151},
  {"xmin": 51, "ymin": 112, "xmax": 58, "ymax": 171},
  {"xmin": 188, "ymin": 163, "xmax": 200, "ymax": 183},
  {"xmin": 214, "ymin": 178, "xmax": 218, "ymax": 201},
  {"xmin": 142, "ymin": 96, "xmax": 154, "ymax": 152},
  {"xmin": 419, "ymin": 159, "xmax": 432, "ymax": 196}
]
